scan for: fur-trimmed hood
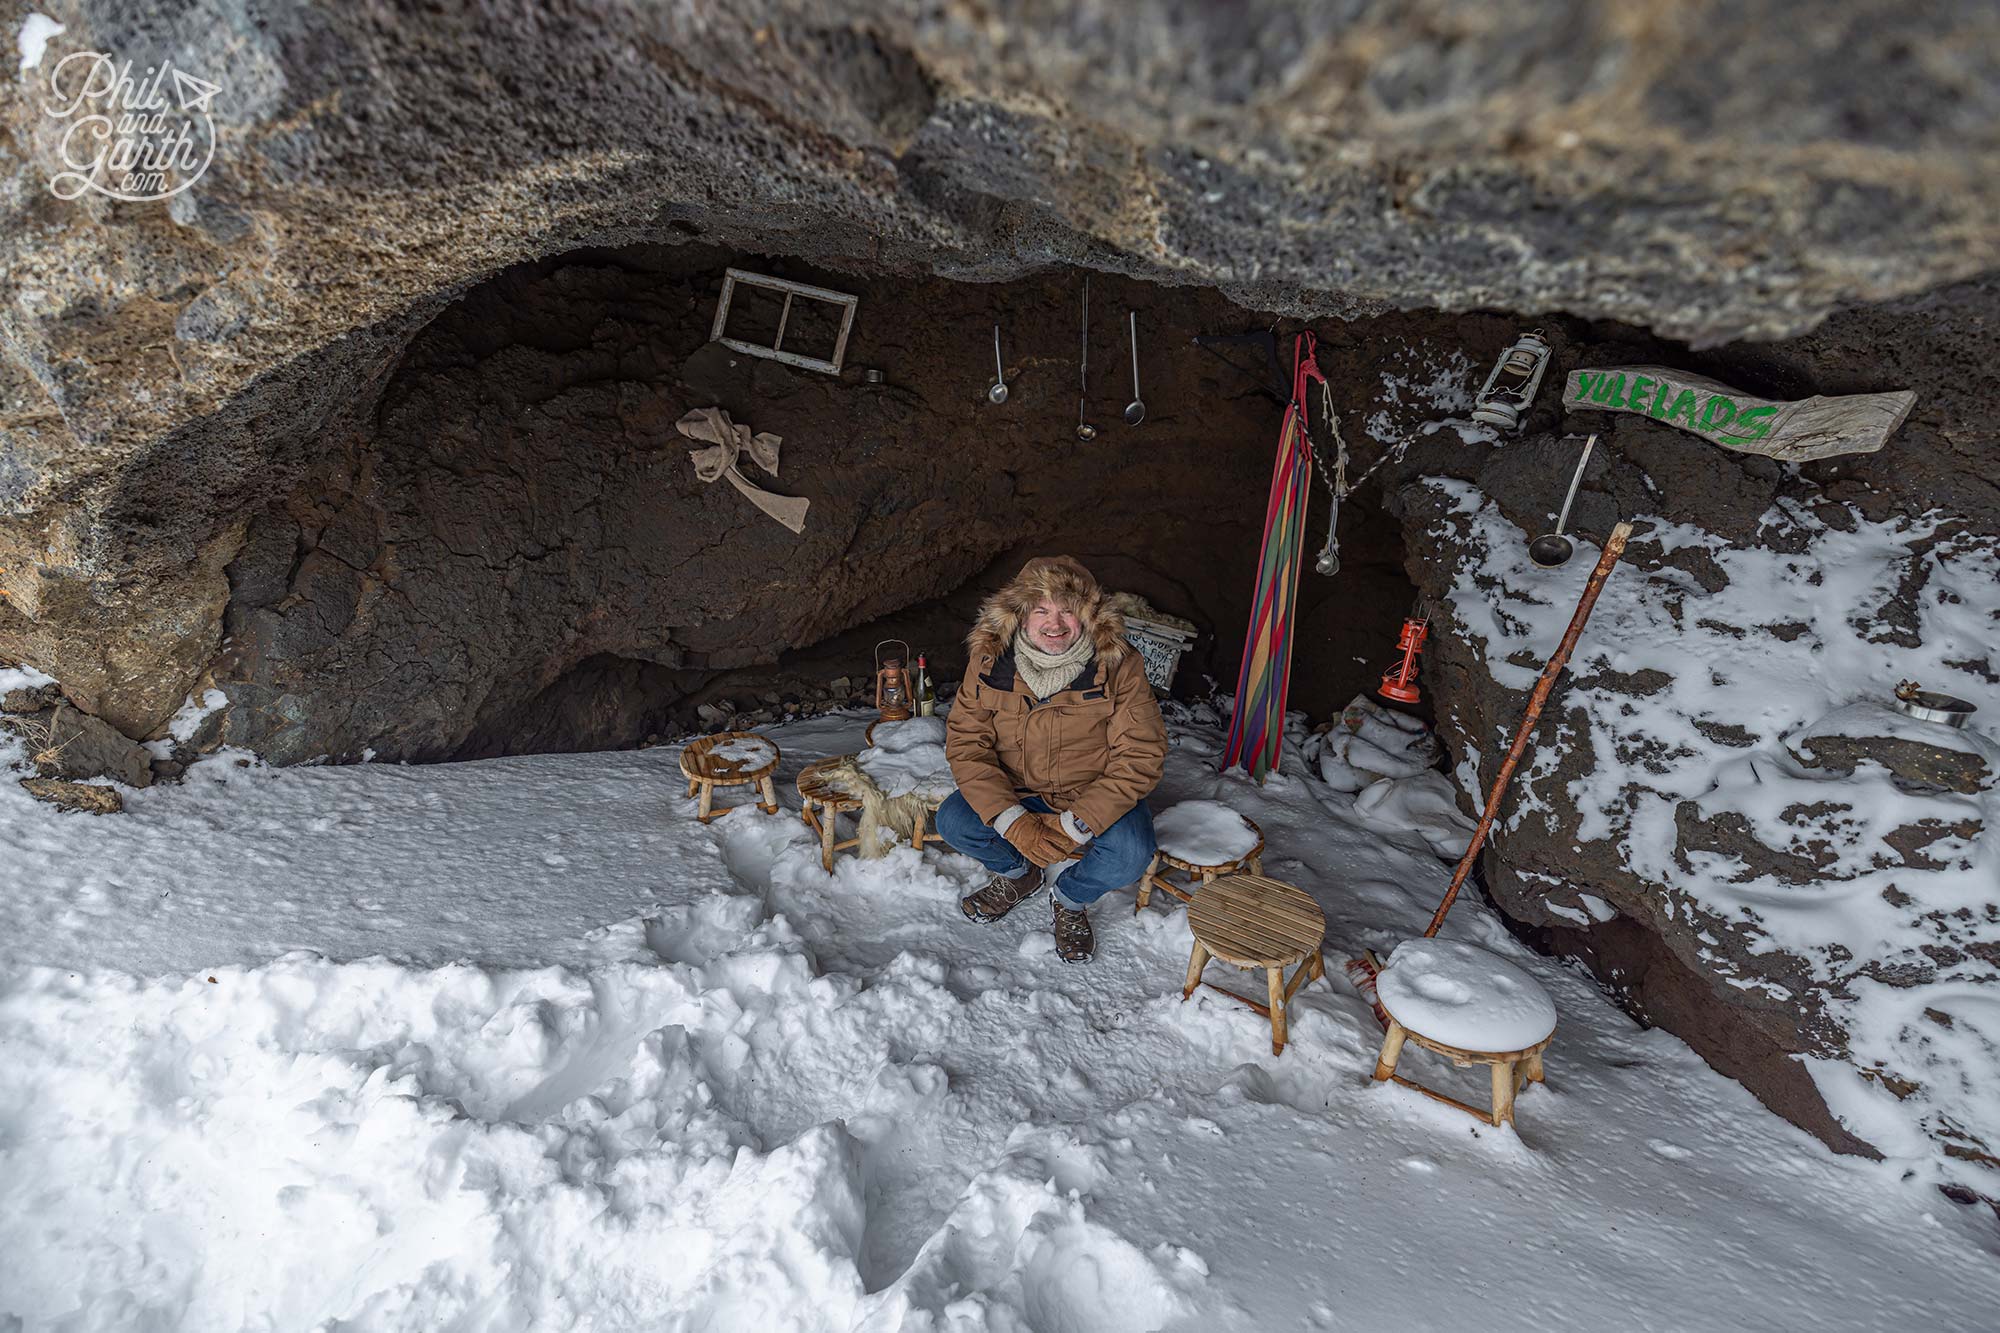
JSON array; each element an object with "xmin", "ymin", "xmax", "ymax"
[{"xmin": 967, "ymin": 556, "xmax": 1128, "ymax": 666}]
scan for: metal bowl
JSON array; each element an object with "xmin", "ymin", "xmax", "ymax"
[{"xmin": 1892, "ymin": 688, "xmax": 1978, "ymax": 728}]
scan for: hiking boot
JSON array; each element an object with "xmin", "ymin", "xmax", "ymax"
[
  {"xmin": 1052, "ymin": 899, "xmax": 1095, "ymax": 964},
  {"xmin": 960, "ymin": 865, "xmax": 1043, "ymax": 924}
]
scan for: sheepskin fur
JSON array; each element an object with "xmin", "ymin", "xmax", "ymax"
[{"xmin": 967, "ymin": 556, "xmax": 1128, "ymax": 666}]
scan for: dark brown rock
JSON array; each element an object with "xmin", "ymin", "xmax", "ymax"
[
  {"xmin": 18, "ymin": 777, "xmax": 124, "ymax": 815},
  {"xmin": 2, "ymin": 707, "xmax": 153, "ymax": 788}
]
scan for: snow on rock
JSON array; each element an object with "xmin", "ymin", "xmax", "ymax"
[
  {"xmin": 1377, "ymin": 937, "xmax": 1558, "ymax": 1051},
  {"xmin": 142, "ymin": 687, "xmax": 230, "ymax": 761},
  {"xmin": 14, "ymin": 12, "xmax": 62, "ymax": 72},
  {"xmin": 0, "ymin": 663, "xmax": 56, "ymax": 695},
  {"xmin": 858, "ymin": 715, "xmax": 954, "ymax": 799},
  {"xmin": 1351, "ymin": 772, "xmax": 1479, "ymax": 859},
  {"xmin": 1407, "ymin": 474, "xmax": 2000, "ymax": 1182},
  {"xmin": 1363, "ymin": 343, "xmax": 1477, "ymax": 447},
  {"xmin": 1153, "ymin": 799, "xmax": 1259, "ymax": 864}
]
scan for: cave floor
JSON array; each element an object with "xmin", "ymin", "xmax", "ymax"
[{"xmin": 2, "ymin": 713, "xmax": 1996, "ymax": 1330}]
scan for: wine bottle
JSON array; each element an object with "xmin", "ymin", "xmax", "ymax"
[{"xmin": 915, "ymin": 654, "xmax": 937, "ymax": 716}]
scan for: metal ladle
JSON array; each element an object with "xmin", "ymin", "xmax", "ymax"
[
  {"xmin": 1124, "ymin": 311, "xmax": 1145, "ymax": 426},
  {"xmin": 1529, "ymin": 433, "xmax": 1596, "ymax": 568},
  {"xmin": 1076, "ymin": 276, "xmax": 1097, "ymax": 442},
  {"xmin": 988, "ymin": 324, "xmax": 1008, "ymax": 404}
]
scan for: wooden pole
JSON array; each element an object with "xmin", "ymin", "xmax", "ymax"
[{"xmin": 1423, "ymin": 520, "xmax": 1634, "ymax": 938}]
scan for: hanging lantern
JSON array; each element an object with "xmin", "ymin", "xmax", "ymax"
[
  {"xmin": 1471, "ymin": 330, "xmax": 1552, "ymax": 432},
  {"xmin": 875, "ymin": 639, "xmax": 913, "ymax": 723},
  {"xmin": 1378, "ymin": 607, "xmax": 1429, "ymax": 705}
]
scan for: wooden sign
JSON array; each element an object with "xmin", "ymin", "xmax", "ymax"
[{"xmin": 1563, "ymin": 366, "xmax": 1914, "ymax": 462}]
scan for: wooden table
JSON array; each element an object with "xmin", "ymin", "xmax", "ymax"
[
  {"xmin": 1182, "ymin": 874, "xmax": 1327, "ymax": 1055},
  {"xmin": 678, "ymin": 732, "xmax": 780, "ymax": 824}
]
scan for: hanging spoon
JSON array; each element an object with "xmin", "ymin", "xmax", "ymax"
[
  {"xmin": 1124, "ymin": 311, "xmax": 1145, "ymax": 426},
  {"xmin": 1076, "ymin": 275, "xmax": 1097, "ymax": 441},
  {"xmin": 988, "ymin": 324, "xmax": 1008, "ymax": 404},
  {"xmin": 1529, "ymin": 433, "xmax": 1596, "ymax": 568}
]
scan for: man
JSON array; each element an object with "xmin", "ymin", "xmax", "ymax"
[{"xmin": 935, "ymin": 556, "xmax": 1167, "ymax": 963}]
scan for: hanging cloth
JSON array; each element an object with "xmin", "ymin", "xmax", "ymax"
[
  {"xmin": 676, "ymin": 407, "xmax": 811, "ymax": 534},
  {"xmin": 1222, "ymin": 332, "xmax": 1325, "ymax": 782}
]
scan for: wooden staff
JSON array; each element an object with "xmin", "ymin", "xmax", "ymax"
[{"xmin": 1423, "ymin": 520, "xmax": 1635, "ymax": 938}]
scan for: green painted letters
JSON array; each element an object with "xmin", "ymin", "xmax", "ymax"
[
  {"xmin": 1700, "ymin": 394, "xmax": 1737, "ymax": 431},
  {"xmin": 1626, "ymin": 376, "xmax": 1653, "ymax": 409},
  {"xmin": 1721, "ymin": 405, "xmax": 1777, "ymax": 444},
  {"xmin": 1667, "ymin": 390, "xmax": 1701, "ymax": 425}
]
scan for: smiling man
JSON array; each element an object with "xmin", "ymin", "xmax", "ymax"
[{"xmin": 936, "ymin": 556, "xmax": 1166, "ymax": 962}]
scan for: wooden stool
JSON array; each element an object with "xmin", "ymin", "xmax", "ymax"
[
  {"xmin": 1138, "ymin": 810, "xmax": 1264, "ymax": 913},
  {"xmin": 678, "ymin": 732, "xmax": 780, "ymax": 824},
  {"xmin": 797, "ymin": 757, "xmax": 866, "ymax": 872},
  {"xmin": 1369, "ymin": 940, "xmax": 1557, "ymax": 1128},
  {"xmin": 1181, "ymin": 874, "xmax": 1327, "ymax": 1055},
  {"xmin": 1372, "ymin": 1022, "xmax": 1552, "ymax": 1128},
  {"xmin": 796, "ymin": 757, "xmax": 946, "ymax": 873}
]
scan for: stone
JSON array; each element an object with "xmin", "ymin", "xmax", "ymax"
[
  {"xmin": 1, "ymin": 681, "xmax": 60, "ymax": 714},
  {"xmin": 3, "ymin": 708, "xmax": 154, "ymax": 788},
  {"xmin": 1792, "ymin": 731, "xmax": 1992, "ymax": 795},
  {"xmin": 18, "ymin": 777, "xmax": 123, "ymax": 815}
]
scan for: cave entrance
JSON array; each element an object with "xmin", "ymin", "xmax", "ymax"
[{"xmin": 221, "ymin": 243, "xmax": 1465, "ymax": 764}]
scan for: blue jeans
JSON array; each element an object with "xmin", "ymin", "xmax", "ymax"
[{"xmin": 934, "ymin": 791, "xmax": 1157, "ymax": 910}]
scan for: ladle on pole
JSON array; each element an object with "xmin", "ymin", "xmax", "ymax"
[
  {"xmin": 988, "ymin": 325, "xmax": 1008, "ymax": 404},
  {"xmin": 1530, "ymin": 433, "xmax": 1596, "ymax": 568},
  {"xmin": 1124, "ymin": 311, "xmax": 1145, "ymax": 426},
  {"xmin": 1076, "ymin": 276, "xmax": 1098, "ymax": 441}
]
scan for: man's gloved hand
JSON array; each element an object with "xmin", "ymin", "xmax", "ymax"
[{"xmin": 1002, "ymin": 812, "xmax": 1081, "ymax": 868}]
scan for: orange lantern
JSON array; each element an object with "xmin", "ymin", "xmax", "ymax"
[{"xmin": 875, "ymin": 640, "xmax": 913, "ymax": 722}]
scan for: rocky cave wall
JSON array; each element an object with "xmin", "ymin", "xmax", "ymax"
[
  {"xmin": 209, "ymin": 245, "xmax": 1450, "ymax": 765},
  {"xmin": 1379, "ymin": 275, "xmax": 2000, "ymax": 1183}
]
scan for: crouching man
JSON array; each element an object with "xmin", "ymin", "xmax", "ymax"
[{"xmin": 935, "ymin": 556, "xmax": 1166, "ymax": 963}]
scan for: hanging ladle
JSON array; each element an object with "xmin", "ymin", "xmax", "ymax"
[
  {"xmin": 1076, "ymin": 275, "xmax": 1098, "ymax": 442},
  {"xmin": 988, "ymin": 324, "xmax": 1008, "ymax": 404},
  {"xmin": 1124, "ymin": 311, "xmax": 1145, "ymax": 426},
  {"xmin": 1529, "ymin": 433, "xmax": 1596, "ymax": 568}
]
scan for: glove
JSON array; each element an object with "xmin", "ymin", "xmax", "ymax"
[{"xmin": 1003, "ymin": 812, "xmax": 1081, "ymax": 868}]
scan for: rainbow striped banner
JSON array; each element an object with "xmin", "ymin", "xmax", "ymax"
[{"xmin": 1223, "ymin": 334, "xmax": 1323, "ymax": 781}]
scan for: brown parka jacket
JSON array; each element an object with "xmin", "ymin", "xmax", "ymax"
[{"xmin": 945, "ymin": 556, "xmax": 1167, "ymax": 837}]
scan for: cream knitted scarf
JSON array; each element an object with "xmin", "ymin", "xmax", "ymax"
[{"xmin": 1012, "ymin": 629, "xmax": 1094, "ymax": 700}]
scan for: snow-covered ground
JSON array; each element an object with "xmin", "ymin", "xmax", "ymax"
[{"xmin": 3, "ymin": 710, "xmax": 1997, "ymax": 1331}]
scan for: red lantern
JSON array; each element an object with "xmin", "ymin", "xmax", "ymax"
[
  {"xmin": 1378, "ymin": 609, "xmax": 1429, "ymax": 705},
  {"xmin": 875, "ymin": 639, "xmax": 913, "ymax": 722}
]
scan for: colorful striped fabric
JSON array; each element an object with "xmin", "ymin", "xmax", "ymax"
[{"xmin": 1223, "ymin": 334, "xmax": 1324, "ymax": 781}]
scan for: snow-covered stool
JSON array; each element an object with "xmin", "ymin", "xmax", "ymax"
[
  {"xmin": 1370, "ymin": 938, "xmax": 1557, "ymax": 1129},
  {"xmin": 1181, "ymin": 874, "xmax": 1327, "ymax": 1055},
  {"xmin": 1138, "ymin": 800, "xmax": 1265, "ymax": 913},
  {"xmin": 679, "ymin": 732, "xmax": 781, "ymax": 824}
]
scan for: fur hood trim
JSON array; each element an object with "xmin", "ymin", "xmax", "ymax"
[{"xmin": 967, "ymin": 556, "xmax": 1128, "ymax": 666}]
